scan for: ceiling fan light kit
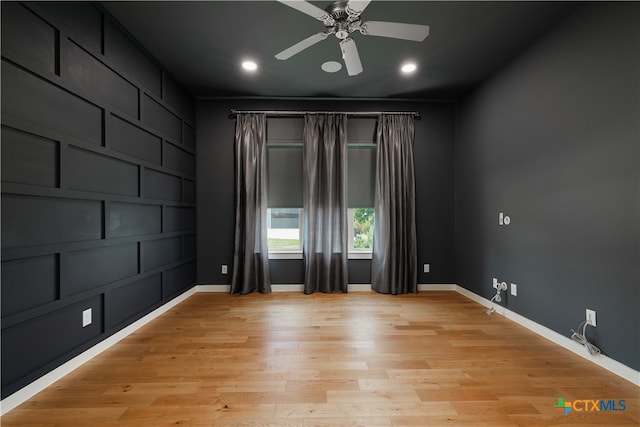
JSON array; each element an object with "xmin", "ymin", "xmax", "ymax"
[{"xmin": 276, "ymin": 0, "xmax": 429, "ymax": 76}]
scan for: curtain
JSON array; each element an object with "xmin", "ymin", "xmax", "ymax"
[
  {"xmin": 371, "ymin": 114, "xmax": 417, "ymax": 294},
  {"xmin": 230, "ymin": 113, "xmax": 271, "ymax": 294},
  {"xmin": 303, "ymin": 114, "xmax": 348, "ymax": 294}
]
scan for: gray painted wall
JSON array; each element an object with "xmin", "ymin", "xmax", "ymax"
[
  {"xmin": 455, "ymin": 3, "xmax": 639, "ymax": 370},
  {"xmin": 196, "ymin": 99, "xmax": 455, "ymax": 286},
  {"xmin": 1, "ymin": 2, "xmax": 196, "ymax": 398}
]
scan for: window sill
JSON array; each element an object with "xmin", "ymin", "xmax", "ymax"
[
  {"xmin": 348, "ymin": 251, "xmax": 373, "ymax": 260},
  {"xmin": 268, "ymin": 251, "xmax": 372, "ymax": 260},
  {"xmin": 268, "ymin": 251, "xmax": 302, "ymax": 260}
]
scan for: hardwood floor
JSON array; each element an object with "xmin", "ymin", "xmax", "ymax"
[{"xmin": 2, "ymin": 291, "xmax": 638, "ymax": 426}]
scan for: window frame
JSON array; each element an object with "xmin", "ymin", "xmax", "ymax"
[
  {"xmin": 347, "ymin": 207, "xmax": 373, "ymax": 259},
  {"xmin": 267, "ymin": 207, "xmax": 303, "ymax": 259},
  {"xmin": 266, "ymin": 119, "xmax": 375, "ymax": 260}
]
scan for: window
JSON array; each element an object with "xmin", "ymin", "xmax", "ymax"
[
  {"xmin": 267, "ymin": 208, "xmax": 302, "ymax": 252},
  {"xmin": 266, "ymin": 117, "xmax": 376, "ymax": 259},
  {"xmin": 349, "ymin": 207, "xmax": 374, "ymax": 251},
  {"xmin": 266, "ymin": 118, "xmax": 303, "ymax": 257}
]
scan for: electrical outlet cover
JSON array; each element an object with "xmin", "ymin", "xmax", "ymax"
[
  {"xmin": 82, "ymin": 308, "xmax": 92, "ymax": 327},
  {"xmin": 586, "ymin": 309, "xmax": 596, "ymax": 327}
]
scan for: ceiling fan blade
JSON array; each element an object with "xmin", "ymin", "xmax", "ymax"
[
  {"xmin": 346, "ymin": 0, "xmax": 372, "ymax": 15},
  {"xmin": 275, "ymin": 32, "xmax": 328, "ymax": 60},
  {"xmin": 361, "ymin": 21, "xmax": 430, "ymax": 42},
  {"xmin": 277, "ymin": 0, "xmax": 330, "ymax": 22},
  {"xmin": 340, "ymin": 38, "xmax": 363, "ymax": 76}
]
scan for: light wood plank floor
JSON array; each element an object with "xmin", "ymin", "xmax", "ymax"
[{"xmin": 2, "ymin": 291, "xmax": 638, "ymax": 426}]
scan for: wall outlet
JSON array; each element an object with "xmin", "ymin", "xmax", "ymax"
[
  {"xmin": 510, "ymin": 283, "xmax": 517, "ymax": 296},
  {"xmin": 423, "ymin": 263, "xmax": 430, "ymax": 273},
  {"xmin": 221, "ymin": 264, "xmax": 228, "ymax": 275},
  {"xmin": 82, "ymin": 308, "xmax": 92, "ymax": 327},
  {"xmin": 492, "ymin": 278, "xmax": 507, "ymax": 291},
  {"xmin": 586, "ymin": 309, "xmax": 596, "ymax": 327}
]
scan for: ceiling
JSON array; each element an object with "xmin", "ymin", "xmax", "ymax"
[{"xmin": 102, "ymin": 1, "xmax": 575, "ymax": 100}]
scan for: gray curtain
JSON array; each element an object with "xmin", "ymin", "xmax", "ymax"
[
  {"xmin": 230, "ymin": 113, "xmax": 271, "ymax": 294},
  {"xmin": 371, "ymin": 114, "xmax": 417, "ymax": 294},
  {"xmin": 303, "ymin": 114, "xmax": 348, "ymax": 294}
]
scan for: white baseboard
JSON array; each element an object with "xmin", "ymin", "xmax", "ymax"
[
  {"xmin": 418, "ymin": 283, "xmax": 458, "ymax": 291},
  {"xmin": 199, "ymin": 284, "xmax": 458, "ymax": 293},
  {"xmin": 0, "ymin": 287, "xmax": 198, "ymax": 416},
  {"xmin": 450, "ymin": 285, "xmax": 640, "ymax": 387},
  {"xmin": 197, "ymin": 284, "xmax": 230, "ymax": 292},
  {"xmin": 3, "ymin": 283, "xmax": 637, "ymax": 416}
]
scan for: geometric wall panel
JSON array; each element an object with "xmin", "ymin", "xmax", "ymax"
[
  {"xmin": 165, "ymin": 77, "xmax": 194, "ymax": 124},
  {"xmin": 36, "ymin": 2, "xmax": 102, "ymax": 53},
  {"xmin": 1, "ymin": 294, "xmax": 103, "ymax": 392},
  {"xmin": 107, "ymin": 22, "xmax": 162, "ymax": 98},
  {"xmin": 68, "ymin": 147, "xmax": 139, "ymax": 197},
  {"xmin": 1, "ymin": 2, "xmax": 57, "ymax": 75},
  {"xmin": 143, "ymin": 94, "xmax": 181, "ymax": 141},
  {"xmin": 144, "ymin": 237, "xmax": 181, "ymax": 271},
  {"xmin": 183, "ymin": 234, "xmax": 196, "ymax": 259},
  {"xmin": 1, "ymin": 195, "xmax": 102, "ymax": 249},
  {"xmin": 1, "ymin": 60, "xmax": 103, "ymax": 146},
  {"xmin": 1, "ymin": 126, "xmax": 59, "ymax": 188},
  {"xmin": 110, "ymin": 274, "xmax": 162, "ymax": 329},
  {"xmin": 164, "ymin": 206, "xmax": 195, "ymax": 233},
  {"xmin": 0, "ymin": 2, "xmax": 195, "ymax": 399},
  {"xmin": 109, "ymin": 202, "xmax": 161, "ymax": 238},
  {"xmin": 164, "ymin": 142, "xmax": 195, "ymax": 177},
  {"xmin": 183, "ymin": 123, "xmax": 195, "ymax": 150},
  {"xmin": 183, "ymin": 179, "xmax": 195, "ymax": 203},
  {"xmin": 63, "ymin": 41, "xmax": 138, "ymax": 118},
  {"xmin": 111, "ymin": 115, "xmax": 162, "ymax": 165},
  {"xmin": 163, "ymin": 262, "xmax": 195, "ymax": 298},
  {"xmin": 144, "ymin": 168, "xmax": 181, "ymax": 201},
  {"xmin": 67, "ymin": 243, "xmax": 138, "ymax": 295},
  {"xmin": 1, "ymin": 254, "xmax": 59, "ymax": 318}
]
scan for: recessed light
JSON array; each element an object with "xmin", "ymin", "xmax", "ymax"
[
  {"xmin": 242, "ymin": 60, "xmax": 258, "ymax": 71},
  {"xmin": 401, "ymin": 62, "xmax": 417, "ymax": 73},
  {"xmin": 321, "ymin": 61, "xmax": 342, "ymax": 73}
]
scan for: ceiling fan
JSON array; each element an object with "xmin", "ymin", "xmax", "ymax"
[{"xmin": 275, "ymin": 0, "xmax": 429, "ymax": 76}]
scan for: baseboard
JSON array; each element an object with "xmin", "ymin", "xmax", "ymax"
[
  {"xmin": 0, "ymin": 286, "xmax": 198, "ymax": 416},
  {"xmin": 3, "ymin": 282, "xmax": 637, "ymax": 415},
  {"xmin": 452, "ymin": 285, "xmax": 640, "ymax": 387},
  {"xmin": 197, "ymin": 284, "xmax": 231, "ymax": 292},
  {"xmin": 199, "ymin": 284, "xmax": 458, "ymax": 293},
  {"xmin": 418, "ymin": 283, "xmax": 458, "ymax": 291}
]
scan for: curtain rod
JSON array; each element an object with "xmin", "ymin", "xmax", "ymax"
[{"xmin": 229, "ymin": 109, "xmax": 421, "ymax": 120}]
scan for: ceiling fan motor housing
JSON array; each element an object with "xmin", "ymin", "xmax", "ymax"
[{"xmin": 325, "ymin": 0, "xmax": 361, "ymax": 38}]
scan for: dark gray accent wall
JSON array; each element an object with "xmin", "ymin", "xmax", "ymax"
[
  {"xmin": 196, "ymin": 99, "xmax": 455, "ymax": 286},
  {"xmin": 1, "ymin": 2, "xmax": 196, "ymax": 398},
  {"xmin": 455, "ymin": 3, "xmax": 639, "ymax": 370}
]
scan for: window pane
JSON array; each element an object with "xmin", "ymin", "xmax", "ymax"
[
  {"xmin": 267, "ymin": 208, "xmax": 301, "ymax": 251},
  {"xmin": 351, "ymin": 207, "xmax": 374, "ymax": 250},
  {"xmin": 348, "ymin": 147, "xmax": 376, "ymax": 208},
  {"xmin": 267, "ymin": 147, "xmax": 303, "ymax": 208}
]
